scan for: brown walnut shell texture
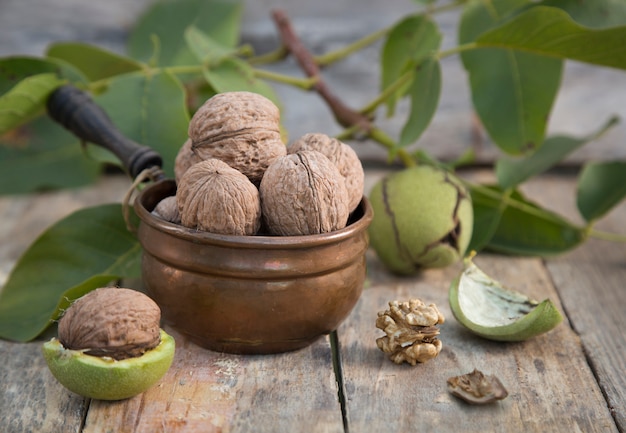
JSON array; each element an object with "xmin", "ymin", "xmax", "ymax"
[
  {"xmin": 177, "ymin": 158, "xmax": 262, "ymax": 235},
  {"xmin": 260, "ymin": 150, "xmax": 350, "ymax": 236},
  {"xmin": 188, "ymin": 91, "xmax": 286, "ymax": 185},
  {"xmin": 289, "ymin": 133, "xmax": 364, "ymax": 213},
  {"xmin": 174, "ymin": 138, "xmax": 202, "ymax": 183},
  {"xmin": 58, "ymin": 287, "xmax": 161, "ymax": 361},
  {"xmin": 152, "ymin": 196, "xmax": 181, "ymax": 224}
]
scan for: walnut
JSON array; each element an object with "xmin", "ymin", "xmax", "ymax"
[
  {"xmin": 177, "ymin": 158, "xmax": 261, "ymax": 235},
  {"xmin": 58, "ymin": 287, "xmax": 161, "ymax": 360},
  {"xmin": 188, "ymin": 91, "xmax": 287, "ymax": 185},
  {"xmin": 375, "ymin": 299, "xmax": 444, "ymax": 365},
  {"xmin": 152, "ymin": 196, "xmax": 181, "ymax": 224},
  {"xmin": 259, "ymin": 150, "xmax": 350, "ymax": 236},
  {"xmin": 447, "ymin": 369, "xmax": 509, "ymax": 404},
  {"xmin": 174, "ymin": 138, "xmax": 202, "ymax": 183},
  {"xmin": 289, "ymin": 133, "xmax": 364, "ymax": 212}
]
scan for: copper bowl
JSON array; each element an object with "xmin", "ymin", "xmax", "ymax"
[{"xmin": 134, "ymin": 179, "xmax": 373, "ymax": 354}]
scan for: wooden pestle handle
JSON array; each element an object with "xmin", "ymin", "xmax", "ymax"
[{"xmin": 46, "ymin": 85, "xmax": 163, "ymax": 179}]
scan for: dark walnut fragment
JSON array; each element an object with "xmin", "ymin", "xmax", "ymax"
[
  {"xmin": 447, "ymin": 369, "xmax": 509, "ymax": 404},
  {"xmin": 375, "ymin": 299, "xmax": 444, "ymax": 365}
]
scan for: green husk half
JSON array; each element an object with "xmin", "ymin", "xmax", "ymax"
[
  {"xmin": 449, "ymin": 255, "xmax": 562, "ymax": 341},
  {"xmin": 43, "ymin": 329, "xmax": 175, "ymax": 400}
]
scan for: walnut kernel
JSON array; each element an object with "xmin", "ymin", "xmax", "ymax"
[
  {"xmin": 58, "ymin": 287, "xmax": 162, "ymax": 360},
  {"xmin": 177, "ymin": 158, "xmax": 262, "ymax": 235},
  {"xmin": 188, "ymin": 91, "xmax": 286, "ymax": 185},
  {"xmin": 375, "ymin": 299, "xmax": 444, "ymax": 365},
  {"xmin": 289, "ymin": 133, "xmax": 364, "ymax": 212},
  {"xmin": 259, "ymin": 150, "xmax": 350, "ymax": 236}
]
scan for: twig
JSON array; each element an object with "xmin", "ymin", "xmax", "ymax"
[{"xmin": 271, "ymin": 9, "xmax": 372, "ymax": 133}]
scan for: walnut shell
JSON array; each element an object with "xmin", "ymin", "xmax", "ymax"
[
  {"xmin": 289, "ymin": 133, "xmax": 364, "ymax": 212},
  {"xmin": 177, "ymin": 158, "xmax": 262, "ymax": 235},
  {"xmin": 260, "ymin": 150, "xmax": 350, "ymax": 236},
  {"xmin": 58, "ymin": 287, "xmax": 161, "ymax": 361},
  {"xmin": 188, "ymin": 91, "xmax": 286, "ymax": 185},
  {"xmin": 174, "ymin": 138, "xmax": 202, "ymax": 183},
  {"xmin": 152, "ymin": 196, "xmax": 181, "ymax": 224}
]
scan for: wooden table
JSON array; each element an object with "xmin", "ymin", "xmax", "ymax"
[{"xmin": 1, "ymin": 169, "xmax": 625, "ymax": 433}]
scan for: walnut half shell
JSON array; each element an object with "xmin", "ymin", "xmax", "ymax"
[
  {"xmin": 375, "ymin": 299, "xmax": 445, "ymax": 365},
  {"xmin": 447, "ymin": 369, "xmax": 509, "ymax": 404}
]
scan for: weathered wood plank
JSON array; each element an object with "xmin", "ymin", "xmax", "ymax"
[
  {"xmin": 83, "ymin": 328, "xmax": 343, "ymax": 433},
  {"xmin": 0, "ymin": 339, "xmax": 88, "ymax": 433},
  {"xmin": 522, "ymin": 174, "xmax": 626, "ymax": 431},
  {"xmin": 337, "ymin": 250, "xmax": 618, "ymax": 432}
]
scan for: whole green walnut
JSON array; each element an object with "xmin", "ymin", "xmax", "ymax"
[{"xmin": 368, "ymin": 165, "xmax": 473, "ymax": 275}]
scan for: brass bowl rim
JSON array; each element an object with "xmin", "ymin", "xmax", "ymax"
[{"xmin": 135, "ymin": 179, "xmax": 373, "ymax": 250}]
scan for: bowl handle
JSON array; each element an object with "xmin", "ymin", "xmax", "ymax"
[{"xmin": 46, "ymin": 84, "xmax": 164, "ymax": 180}]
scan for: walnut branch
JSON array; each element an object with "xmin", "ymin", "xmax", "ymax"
[{"xmin": 271, "ymin": 9, "xmax": 372, "ymax": 133}]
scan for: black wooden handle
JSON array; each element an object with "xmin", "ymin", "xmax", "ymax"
[{"xmin": 46, "ymin": 85, "xmax": 163, "ymax": 179}]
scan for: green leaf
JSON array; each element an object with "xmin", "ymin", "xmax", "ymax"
[
  {"xmin": 0, "ymin": 115, "xmax": 101, "ymax": 194},
  {"xmin": 46, "ymin": 43, "xmax": 143, "ymax": 82},
  {"xmin": 460, "ymin": 0, "xmax": 563, "ymax": 155},
  {"xmin": 398, "ymin": 57, "xmax": 441, "ymax": 147},
  {"xmin": 0, "ymin": 56, "xmax": 86, "ymax": 96},
  {"xmin": 381, "ymin": 14, "xmax": 442, "ymax": 115},
  {"xmin": 538, "ymin": 0, "xmax": 626, "ymax": 28},
  {"xmin": 467, "ymin": 184, "xmax": 506, "ymax": 253},
  {"xmin": 184, "ymin": 26, "xmax": 239, "ymax": 65},
  {"xmin": 0, "ymin": 73, "xmax": 64, "ymax": 135},
  {"xmin": 577, "ymin": 161, "xmax": 626, "ymax": 222},
  {"xmin": 484, "ymin": 187, "xmax": 586, "ymax": 255},
  {"xmin": 128, "ymin": 0, "xmax": 243, "ymax": 66},
  {"xmin": 0, "ymin": 204, "xmax": 141, "ymax": 342},
  {"xmin": 94, "ymin": 71, "xmax": 189, "ymax": 178},
  {"xmin": 477, "ymin": 6, "xmax": 626, "ymax": 70},
  {"xmin": 202, "ymin": 58, "xmax": 280, "ymax": 106},
  {"xmin": 496, "ymin": 116, "xmax": 620, "ymax": 189}
]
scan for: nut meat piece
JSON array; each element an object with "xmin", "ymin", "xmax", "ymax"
[
  {"xmin": 289, "ymin": 133, "xmax": 364, "ymax": 212},
  {"xmin": 260, "ymin": 150, "xmax": 350, "ymax": 236},
  {"xmin": 177, "ymin": 159, "xmax": 262, "ymax": 235},
  {"xmin": 58, "ymin": 288, "xmax": 162, "ymax": 360},
  {"xmin": 188, "ymin": 91, "xmax": 286, "ymax": 185},
  {"xmin": 375, "ymin": 299, "xmax": 444, "ymax": 365},
  {"xmin": 447, "ymin": 369, "xmax": 509, "ymax": 404}
]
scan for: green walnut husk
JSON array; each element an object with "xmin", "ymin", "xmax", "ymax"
[
  {"xmin": 368, "ymin": 165, "xmax": 473, "ymax": 275},
  {"xmin": 42, "ymin": 329, "xmax": 175, "ymax": 400},
  {"xmin": 449, "ymin": 255, "xmax": 563, "ymax": 341}
]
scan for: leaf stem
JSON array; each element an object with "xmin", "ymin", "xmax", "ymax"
[
  {"xmin": 587, "ymin": 228, "xmax": 626, "ymax": 243},
  {"xmin": 360, "ymin": 69, "xmax": 414, "ymax": 115},
  {"xmin": 163, "ymin": 65, "xmax": 205, "ymax": 75},
  {"xmin": 437, "ymin": 42, "xmax": 477, "ymax": 60},
  {"xmin": 253, "ymin": 69, "xmax": 318, "ymax": 89},
  {"xmin": 248, "ymin": 46, "xmax": 289, "ymax": 65},
  {"xmin": 315, "ymin": 27, "xmax": 390, "ymax": 66}
]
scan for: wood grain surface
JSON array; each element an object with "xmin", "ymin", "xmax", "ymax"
[{"xmin": 1, "ymin": 170, "xmax": 624, "ymax": 433}]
